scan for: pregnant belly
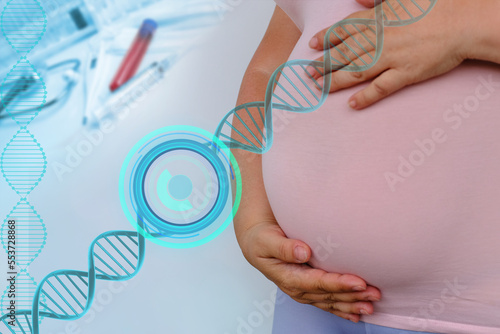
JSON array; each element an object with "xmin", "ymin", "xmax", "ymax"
[
  {"xmin": 262, "ymin": 60, "xmax": 500, "ymax": 291},
  {"xmin": 260, "ymin": 4, "xmax": 500, "ymax": 330}
]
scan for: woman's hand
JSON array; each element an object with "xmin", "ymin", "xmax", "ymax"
[
  {"xmin": 309, "ymin": 0, "xmax": 469, "ymax": 110},
  {"xmin": 237, "ymin": 217, "xmax": 382, "ymax": 322},
  {"xmin": 232, "ymin": 5, "xmax": 383, "ymax": 323}
]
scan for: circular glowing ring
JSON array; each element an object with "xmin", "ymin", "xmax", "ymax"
[
  {"xmin": 132, "ymin": 139, "xmax": 228, "ymax": 234},
  {"xmin": 119, "ymin": 125, "xmax": 242, "ymax": 249}
]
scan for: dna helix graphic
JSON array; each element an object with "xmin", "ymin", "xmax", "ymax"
[
  {"xmin": 0, "ymin": 1, "xmax": 436, "ymax": 333},
  {"xmin": 0, "ymin": 0, "xmax": 48, "ymax": 333},
  {"xmin": 29, "ymin": 219, "xmax": 146, "ymax": 333},
  {"xmin": 0, "ymin": 218, "xmax": 145, "ymax": 333},
  {"xmin": 0, "ymin": 125, "xmax": 237, "ymax": 333},
  {"xmin": 214, "ymin": 0, "xmax": 437, "ymax": 153}
]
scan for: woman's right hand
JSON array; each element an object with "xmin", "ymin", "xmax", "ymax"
[{"xmin": 237, "ymin": 217, "xmax": 382, "ymax": 323}]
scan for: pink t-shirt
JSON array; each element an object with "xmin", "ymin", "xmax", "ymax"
[{"xmin": 263, "ymin": 1, "xmax": 500, "ymax": 333}]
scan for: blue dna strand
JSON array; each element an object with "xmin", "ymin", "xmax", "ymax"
[
  {"xmin": 0, "ymin": 126, "xmax": 236, "ymax": 333},
  {"xmin": 0, "ymin": 219, "xmax": 145, "ymax": 333},
  {"xmin": 0, "ymin": 1, "xmax": 436, "ymax": 333},
  {"xmin": 29, "ymin": 220, "xmax": 146, "ymax": 333},
  {"xmin": 0, "ymin": 0, "xmax": 48, "ymax": 333},
  {"xmin": 214, "ymin": 0, "xmax": 437, "ymax": 153}
]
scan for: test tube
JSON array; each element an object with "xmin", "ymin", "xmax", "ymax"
[
  {"xmin": 84, "ymin": 58, "xmax": 171, "ymax": 126},
  {"xmin": 109, "ymin": 19, "xmax": 157, "ymax": 91}
]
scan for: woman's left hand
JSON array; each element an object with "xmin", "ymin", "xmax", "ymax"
[{"xmin": 308, "ymin": 0, "xmax": 470, "ymax": 110}]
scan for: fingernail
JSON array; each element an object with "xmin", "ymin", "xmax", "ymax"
[
  {"xmin": 369, "ymin": 296, "xmax": 381, "ymax": 302},
  {"xmin": 360, "ymin": 309, "xmax": 370, "ymax": 315},
  {"xmin": 352, "ymin": 286, "xmax": 366, "ymax": 291},
  {"xmin": 294, "ymin": 246, "xmax": 308, "ymax": 262},
  {"xmin": 309, "ymin": 36, "xmax": 319, "ymax": 49},
  {"xmin": 349, "ymin": 99, "xmax": 357, "ymax": 109}
]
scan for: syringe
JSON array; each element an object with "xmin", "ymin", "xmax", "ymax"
[{"xmin": 83, "ymin": 57, "xmax": 172, "ymax": 126}]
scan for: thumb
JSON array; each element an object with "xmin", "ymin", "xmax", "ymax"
[
  {"xmin": 355, "ymin": 0, "xmax": 376, "ymax": 8},
  {"xmin": 261, "ymin": 226, "xmax": 312, "ymax": 263},
  {"xmin": 291, "ymin": 242, "xmax": 311, "ymax": 263}
]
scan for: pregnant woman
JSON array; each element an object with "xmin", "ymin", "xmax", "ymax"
[{"xmin": 232, "ymin": 0, "xmax": 500, "ymax": 333}]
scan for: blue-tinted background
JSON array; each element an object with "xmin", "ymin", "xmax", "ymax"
[{"xmin": 0, "ymin": 0, "xmax": 278, "ymax": 332}]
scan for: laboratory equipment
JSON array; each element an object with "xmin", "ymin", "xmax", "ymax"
[
  {"xmin": 0, "ymin": 0, "xmax": 96, "ymax": 79},
  {"xmin": 110, "ymin": 19, "xmax": 158, "ymax": 91},
  {"xmin": 0, "ymin": 59, "xmax": 81, "ymax": 122},
  {"xmin": 84, "ymin": 57, "xmax": 170, "ymax": 126},
  {"xmin": 0, "ymin": 0, "xmax": 225, "ymax": 127},
  {"xmin": 83, "ymin": 0, "xmax": 161, "ymax": 27},
  {"xmin": 0, "ymin": 76, "xmax": 37, "ymax": 116}
]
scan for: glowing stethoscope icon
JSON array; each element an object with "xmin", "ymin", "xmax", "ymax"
[{"xmin": 157, "ymin": 170, "xmax": 194, "ymax": 212}]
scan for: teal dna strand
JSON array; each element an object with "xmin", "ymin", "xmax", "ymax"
[
  {"xmin": 0, "ymin": 0, "xmax": 48, "ymax": 333},
  {"xmin": 0, "ymin": 219, "xmax": 145, "ymax": 333},
  {"xmin": 214, "ymin": 0, "xmax": 437, "ymax": 153},
  {"xmin": 0, "ymin": 1, "xmax": 436, "ymax": 333}
]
